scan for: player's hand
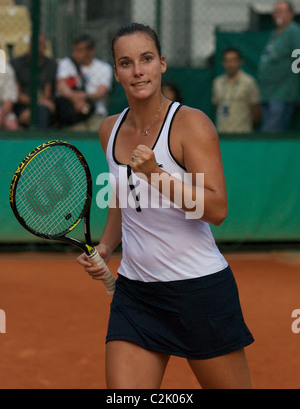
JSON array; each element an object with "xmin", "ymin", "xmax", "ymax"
[
  {"xmin": 77, "ymin": 243, "xmax": 112, "ymax": 280},
  {"xmin": 130, "ymin": 145, "xmax": 161, "ymax": 181}
]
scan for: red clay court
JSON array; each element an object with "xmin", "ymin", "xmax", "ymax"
[{"xmin": 0, "ymin": 250, "xmax": 300, "ymax": 389}]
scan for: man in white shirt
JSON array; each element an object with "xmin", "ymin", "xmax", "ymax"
[
  {"xmin": 56, "ymin": 34, "xmax": 113, "ymax": 131},
  {"xmin": 0, "ymin": 61, "xmax": 18, "ymax": 130}
]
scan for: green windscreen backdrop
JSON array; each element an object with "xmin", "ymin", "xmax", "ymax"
[
  {"xmin": 1, "ymin": 133, "xmax": 300, "ymax": 245},
  {"xmin": 214, "ymin": 30, "xmax": 272, "ymax": 79},
  {"xmin": 210, "ymin": 137, "xmax": 300, "ymax": 241}
]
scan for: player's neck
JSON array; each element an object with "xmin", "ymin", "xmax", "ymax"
[{"xmin": 128, "ymin": 95, "xmax": 167, "ymax": 135}]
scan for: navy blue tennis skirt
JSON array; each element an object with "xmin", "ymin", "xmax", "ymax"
[{"xmin": 106, "ymin": 266, "xmax": 254, "ymax": 360}]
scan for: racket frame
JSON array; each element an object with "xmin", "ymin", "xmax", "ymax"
[{"xmin": 9, "ymin": 140, "xmax": 95, "ymax": 256}]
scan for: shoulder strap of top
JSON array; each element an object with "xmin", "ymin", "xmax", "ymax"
[
  {"xmin": 153, "ymin": 101, "xmax": 181, "ymax": 149},
  {"xmin": 106, "ymin": 107, "xmax": 130, "ymax": 161}
]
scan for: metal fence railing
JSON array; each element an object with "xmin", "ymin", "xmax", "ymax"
[{"xmin": 1, "ymin": 0, "xmax": 300, "ymax": 129}]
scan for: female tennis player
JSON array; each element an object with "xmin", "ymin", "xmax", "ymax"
[{"xmin": 77, "ymin": 23, "xmax": 254, "ymax": 389}]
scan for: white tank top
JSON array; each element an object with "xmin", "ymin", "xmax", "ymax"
[{"xmin": 106, "ymin": 101, "xmax": 228, "ymax": 282}]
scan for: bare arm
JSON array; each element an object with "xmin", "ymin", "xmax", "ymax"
[
  {"xmin": 88, "ymin": 85, "xmax": 110, "ymax": 102},
  {"xmin": 56, "ymin": 78, "xmax": 88, "ymax": 113},
  {"xmin": 16, "ymin": 83, "xmax": 30, "ymax": 106},
  {"xmin": 98, "ymin": 116, "xmax": 123, "ymax": 251},
  {"xmin": 99, "ymin": 194, "xmax": 122, "ymax": 253},
  {"xmin": 0, "ymin": 101, "xmax": 14, "ymax": 118},
  {"xmin": 180, "ymin": 108, "xmax": 228, "ymax": 225},
  {"xmin": 77, "ymin": 115, "xmax": 122, "ymax": 276},
  {"xmin": 76, "ymin": 195, "xmax": 121, "ymax": 278},
  {"xmin": 56, "ymin": 78, "xmax": 78, "ymax": 99}
]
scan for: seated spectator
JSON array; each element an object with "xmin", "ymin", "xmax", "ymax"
[
  {"xmin": 212, "ymin": 47, "xmax": 261, "ymax": 133},
  {"xmin": 56, "ymin": 34, "xmax": 113, "ymax": 131},
  {"xmin": 0, "ymin": 60, "xmax": 19, "ymax": 131},
  {"xmin": 11, "ymin": 34, "xmax": 57, "ymax": 129}
]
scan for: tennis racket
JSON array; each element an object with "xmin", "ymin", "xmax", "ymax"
[{"xmin": 9, "ymin": 140, "xmax": 116, "ymax": 296}]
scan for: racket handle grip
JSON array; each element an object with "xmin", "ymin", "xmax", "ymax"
[{"xmin": 88, "ymin": 250, "xmax": 116, "ymax": 296}]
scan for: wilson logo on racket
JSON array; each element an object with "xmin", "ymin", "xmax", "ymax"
[
  {"xmin": 9, "ymin": 140, "xmax": 69, "ymax": 205},
  {"xmin": 25, "ymin": 158, "xmax": 73, "ymax": 216}
]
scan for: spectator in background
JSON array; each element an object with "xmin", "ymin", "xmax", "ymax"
[
  {"xmin": 56, "ymin": 34, "xmax": 113, "ymax": 131},
  {"xmin": 212, "ymin": 48, "xmax": 260, "ymax": 133},
  {"xmin": 162, "ymin": 81, "xmax": 183, "ymax": 103},
  {"xmin": 11, "ymin": 34, "xmax": 57, "ymax": 129},
  {"xmin": 258, "ymin": 1, "xmax": 300, "ymax": 133},
  {"xmin": 0, "ymin": 50, "xmax": 19, "ymax": 130}
]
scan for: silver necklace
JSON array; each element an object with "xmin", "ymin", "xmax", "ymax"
[{"xmin": 132, "ymin": 101, "xmax": 164, "ymax": 136}]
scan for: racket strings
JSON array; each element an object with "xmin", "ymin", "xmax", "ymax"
[
  {"xmin": 22, "ymin": 155, "xmax": 72, "ymax": 215},
  {"xmin": 19, "ymin": 153, "xmax": 86, "ymax": 234},
  {"xmin": 16, "ymin": 146, "xmax": 88, "ymax": 236}
]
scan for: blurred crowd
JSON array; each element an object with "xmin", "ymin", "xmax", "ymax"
[
  {"xmin": 213, "ymin": 1, "xmax": 300, "ymax": 134},
  {"xmin": 0, "ymin": 0, "xmax": 299, "ymax": 134},
  {"xmin": 0, "ymin": 33, "xmax": 113, "ymax": 132}
]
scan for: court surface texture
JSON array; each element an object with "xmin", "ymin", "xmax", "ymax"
[{"xmin": 0, "ymin": 251, "xmax": 299, "ymax": 389}]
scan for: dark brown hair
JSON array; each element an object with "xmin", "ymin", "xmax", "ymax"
[
  {"xmin": 111, "ymin": 23, "xmax": 162, "ymax": 63},
  {"xmin": 73, "ymin": 34, "xmax": 95, "ymax": 50}
]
